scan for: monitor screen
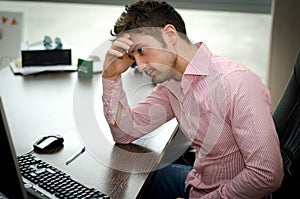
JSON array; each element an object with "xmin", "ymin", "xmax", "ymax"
[{"xmin": 0, "ymin": 98, "xmax": 27, "ymax": 199}]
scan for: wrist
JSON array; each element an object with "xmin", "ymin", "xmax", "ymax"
[{"xmin": 102, "ymin": 70, "xmax": 120, "ymax": 80}]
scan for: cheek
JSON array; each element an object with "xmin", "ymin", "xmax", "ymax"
[
  {"xmin": 146, "ymin": 49, "xmax": 176, "ymax": 68},
  {"xmin": 155, "ymin": 51, "xmax": 175, "ymax": 65},
  {"xmin": 151, "ymin": 63, "xmax": 173, "ymax": 74}
]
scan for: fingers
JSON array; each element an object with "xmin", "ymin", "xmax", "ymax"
[
  {"xmin": 103, "ymin": 34, "xmax": 135, "ymax": 79},
  {"xmin": 107, "ymin": 48, "xmax": 124, "ymax": 58},
  {"xmin": 110, "ymin": 34, "xmax": 133, "ymax": 58}
]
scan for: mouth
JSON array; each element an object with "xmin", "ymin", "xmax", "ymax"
[{"xmin": 145, "ymin": 69, "xmax": 155, "ymax": 78}]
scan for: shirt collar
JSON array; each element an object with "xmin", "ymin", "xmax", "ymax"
[
  {"xmin": 161, "ymin": 42, "xmax": 213, "ymax": 95},
  {"xmin": 183, "ymin": 42, "xmax": 212, "ymax": 77}
]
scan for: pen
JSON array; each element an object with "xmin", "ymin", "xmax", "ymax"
[{"xmin": 66, "ymin": 147, "xmax": 86, "ymax": 165}]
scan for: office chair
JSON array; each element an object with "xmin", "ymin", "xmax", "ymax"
[{"xmin": 272, "ymin": 48, "xmax": 300, "ymax": 199}]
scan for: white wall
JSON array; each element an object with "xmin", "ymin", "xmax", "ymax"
[{"xmin": 0, "ymin": 1, "xmax": 271, "ymax": 84}]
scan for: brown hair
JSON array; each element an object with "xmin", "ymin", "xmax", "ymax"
[{"xmin": 112, "ymin": 0, "xmax": 188, "ymax": 41}]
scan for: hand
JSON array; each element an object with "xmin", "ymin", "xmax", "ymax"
[{"xmin": 102, "ymin": 33, "xmax": 134, "ymax": 80}]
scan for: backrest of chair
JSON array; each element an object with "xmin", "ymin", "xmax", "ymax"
[{"xmin": 272, "ymin": 48, "xmax": 300, "ymax": 198}]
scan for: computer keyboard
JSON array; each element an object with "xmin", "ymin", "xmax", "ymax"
[{"xmin": 17, "ymin": 153, "xmax": 110, "ymax": 199}]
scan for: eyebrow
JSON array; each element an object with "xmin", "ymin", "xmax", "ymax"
[{"xmin": 130, "ymin": 43, "xmax": 144, "ymax": 52}]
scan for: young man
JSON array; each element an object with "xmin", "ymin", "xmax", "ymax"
[{"xmin": 102, "ymin": 0, "xmax": 283, "ymax": 198}]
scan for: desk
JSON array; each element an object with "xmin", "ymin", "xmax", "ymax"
[{"xmin": 0, "ymin": 66, "xmax": 189, "ymax": 199}]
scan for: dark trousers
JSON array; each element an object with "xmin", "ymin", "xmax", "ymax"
[{"xmin": 141, "ymin": 164, "xmax": 193, "ymax": 199}]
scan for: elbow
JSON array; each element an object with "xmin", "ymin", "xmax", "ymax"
[
  {"xmin": 267, "ymin": 171, "xmax": 284, "ymax": 192},
  {"xmin": 109, "ymin": 124, "xmax": 137, "ymax": 144},
  {"xmin": 270, "ymin": 161, "xmax": 284, "ymax": 192},
  {"xmin": 260, "ymin": 165, "xmax": 284, "ymax": 193},
  {"xmin": 273, "ymin": 168, "xmax": 284, "ymax": 191},
  {"xmin": 112, "ymin": 135, "xmax": 136, "ymax": 144},
  {"xmin": 248, "ymin": 160, "xmax": 284, "ymax": 195}
]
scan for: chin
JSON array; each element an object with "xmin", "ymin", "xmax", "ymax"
[
  {"xmin": 153, "ymin": 76, "xmax": 169, "ymax": 84},
  {"xmin": 152, "ymin": 78, "xmax": 163, "ymax": 84}
]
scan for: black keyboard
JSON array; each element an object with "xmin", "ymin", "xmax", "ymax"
[{"xmin": 17, "ymin": 154, "xmax": 110, "ymax": 199}]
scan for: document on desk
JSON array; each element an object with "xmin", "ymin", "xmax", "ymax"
[{"xmin": 9, "ymin": 62, "xmax": 77, "ymax": 75}]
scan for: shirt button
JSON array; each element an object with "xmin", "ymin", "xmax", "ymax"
[
  {"xmin": 195, "ymin": 173, "xmax": 201, "ymax": 179},
  {"xmin": 112, "ymin": 89, "xmax": 118, "ymax": 95}
]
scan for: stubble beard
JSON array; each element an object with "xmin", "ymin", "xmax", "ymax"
[{"xmin": 152, "ymin": 53, "xmax": 180, "ymax": 84}]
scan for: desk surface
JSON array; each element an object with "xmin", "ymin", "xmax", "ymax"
[{"xmin": 0, "ymin": 66, "xmax": 186, "ymax": 199}]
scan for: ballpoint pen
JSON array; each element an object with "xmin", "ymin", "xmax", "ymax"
[{"xmin": 66, "ymin": 147, "xmax": 86, "ymax": 165}]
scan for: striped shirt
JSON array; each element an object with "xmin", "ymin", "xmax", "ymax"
[{"xmin": 102, "ymin": 42, "xmax": 283, "ymax": 198}]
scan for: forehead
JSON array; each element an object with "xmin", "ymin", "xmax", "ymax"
[{"xmin": 130, "ymin": 33, "xmax": 160, "ymax": 45}]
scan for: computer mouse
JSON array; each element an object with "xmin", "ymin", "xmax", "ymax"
[{"xmin": 33, "ymin": 134, "xmax": 64, "ymax": 154}]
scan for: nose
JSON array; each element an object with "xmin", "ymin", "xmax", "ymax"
[
  {"xmin": 137, "ymin": 64, "xmax": 146, "ymax": 73},
  {"xmin": 135, "ymin": 58, "xmax": 146, "ymax": 72}
]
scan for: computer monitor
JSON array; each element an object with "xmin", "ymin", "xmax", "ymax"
[{"xmin": 0, "ymin": 97, "xmax": 28, "ymax": 199}]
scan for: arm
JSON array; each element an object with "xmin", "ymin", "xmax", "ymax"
[
  {"xmin": 102, "ymin": 78, "xmax": 174, "ymax": 143},
  {"xmin": 102, "ymin": 33, "xmax": 133, "ymax": 126},
  {"xmin": 102, "ymin": 34, "xmax": 174, "ymax": 143},
  {"xmin": 201, "ymin": 71, "xmax": 283, "ymax": 199}
]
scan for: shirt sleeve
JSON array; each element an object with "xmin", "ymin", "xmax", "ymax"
[
  {"xmin": 102, "ymin": 76, "xmax": 125, "ymax": 124},
  {"xmin": 102, "ymin": 76, "xmax": 174, "ymax": 144},
  {"xmin": 200, "ymin": 71, "xmax": 284, "ymax": 199}
]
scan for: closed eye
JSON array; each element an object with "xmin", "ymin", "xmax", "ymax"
[{"xmin": 127, "ymin": 48, "xmax": 145, "ymax": 61}]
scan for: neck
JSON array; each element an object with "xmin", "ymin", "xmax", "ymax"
[{"xmin": 174, "ymin": 41, "xmax": 198, "ymax": 75}]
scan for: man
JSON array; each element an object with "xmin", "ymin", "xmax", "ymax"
[{"xmin": 101, "ymin": 0, "xmax": 283, "ymax": 198}]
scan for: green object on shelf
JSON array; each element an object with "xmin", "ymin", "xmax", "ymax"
[{"xmin": 77, "ymin": 58, "xmax": 93, "ymax": 78}]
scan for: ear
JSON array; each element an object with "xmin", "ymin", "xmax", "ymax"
[{"xmin": 162, "ymin": 24, "xmax": 177, "ymax": 45}]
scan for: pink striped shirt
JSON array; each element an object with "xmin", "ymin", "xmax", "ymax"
[{"xmin": 102, "ymin": 42, "xmax": 283, "ymax": 198}]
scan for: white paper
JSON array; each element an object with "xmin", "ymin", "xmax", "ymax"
[{"xmin": 10, "ymin": 62, "xmax": 77, "ymax": 76}]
